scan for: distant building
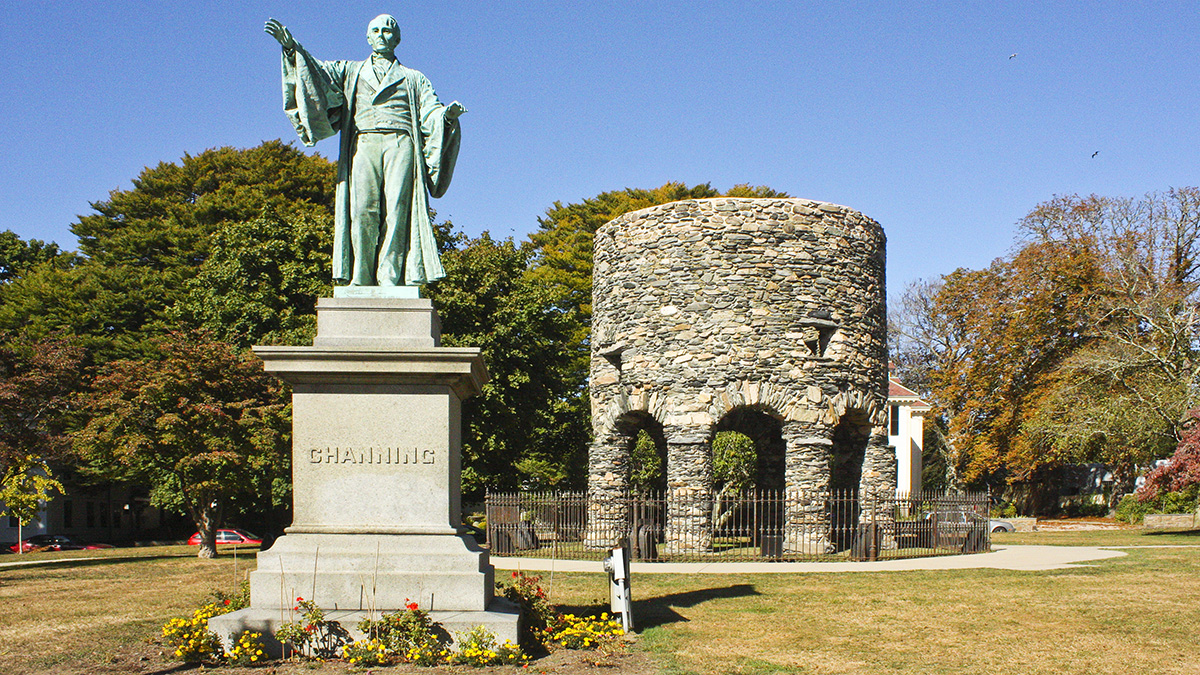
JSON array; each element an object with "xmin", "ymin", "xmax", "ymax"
[
  {"xmin": 1, "ymin": 483, "xmax": 174, "ymax": 546},
  {"xmin": 888, "ymin": 377, "xmax": 931, "ymax": 494}
]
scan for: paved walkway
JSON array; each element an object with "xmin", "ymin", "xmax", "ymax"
[
  {"xmin": 491, "ymin": 544, "xmax": 1128, "ymax": 574},
  {"xmin": 10, "ymin": 544, "xmax": 1192, "ymax": 573}
]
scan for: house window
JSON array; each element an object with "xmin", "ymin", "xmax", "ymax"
[
  {"xmin": 63, "ymin": 500, "xmax": 73, "ymax": 528},
  {"xmin": 890, "ymin": 404, "xmax": 901, "ymax": 436},
  {"xmin": 7, "ymin": 515, "xmax": 16, "ymax": 528}
]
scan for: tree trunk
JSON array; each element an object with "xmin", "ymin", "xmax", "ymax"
[{"xmin": 192, "ymin": 502, "xmax": 222, "ymax": 559}]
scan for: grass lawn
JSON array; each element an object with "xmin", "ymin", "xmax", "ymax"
[
  {"xmin": 994, "ymin": 527, "xmax": 1200, "ymax": 547},
  {"xmin": 2, "ymin": 534, "xmax": 1198, "ymax": 674},
  {"xmin": 0, "ymin": 545, "xmax": 258, "ymax": 674}
]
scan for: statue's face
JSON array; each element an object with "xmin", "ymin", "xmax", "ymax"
[{"xmin": 366, "ymin": 15, "xmax": 400, "ymax": 54}]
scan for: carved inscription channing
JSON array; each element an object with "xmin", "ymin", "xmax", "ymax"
[{"xmin": 308, "ymin": 447, "xmax": 435, "ymax": 465}]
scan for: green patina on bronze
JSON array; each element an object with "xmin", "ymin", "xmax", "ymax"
[{"xmin": 266, "ymin": 15, "xmax": 466, "ymax": 288}]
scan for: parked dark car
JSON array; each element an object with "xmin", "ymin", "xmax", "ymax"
[
  {"xmin": 187, "ymin": 529, "xmax": 263, "ymax": 546},
  {"xmin": 9, "ymin": 534, "xmax": 115, "ymax": 553}
]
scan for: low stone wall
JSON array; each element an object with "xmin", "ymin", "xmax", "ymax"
[{"xmin": 1143, "ymin": 513, "xmax": 1198, "ymax": 529}]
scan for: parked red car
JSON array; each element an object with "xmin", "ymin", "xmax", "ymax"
[
  {"xmin": 9, "ymin": 534, "xmax": 115, "ymax": 553},
  {"xmin": 187, "ymin": 529, "xmax": 263, "ymax": 546}
]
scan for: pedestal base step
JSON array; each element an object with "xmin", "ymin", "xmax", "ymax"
[{"xmin": 208, "ymin": 599, "xmax": 520, "ymax": 659}]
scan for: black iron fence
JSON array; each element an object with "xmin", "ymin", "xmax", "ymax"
[{"xmin": 485, "ymin": 490, "xmax": 991, "ymax": 562}]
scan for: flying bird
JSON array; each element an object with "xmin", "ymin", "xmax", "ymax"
[
  {"xmin": 1092, "ymin": 151, "xmax": 1099, "ymax": 158},
  {"xmin": 1009, "ymin": 53, "xmax": 1017, "ymax": 59}
]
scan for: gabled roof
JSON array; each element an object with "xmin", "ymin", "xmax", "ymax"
[{"xmin": 888, "ymin": 377, "xmax": 931, "ymax": 410}]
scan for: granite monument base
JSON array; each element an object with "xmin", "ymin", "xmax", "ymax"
[
  {"xmin": 209, "ymin": 601, "xmax": 520, "ymax": 658},
  {"xmin": 210, "ymin": 297, "xmax": 517, "ymax": 654}
]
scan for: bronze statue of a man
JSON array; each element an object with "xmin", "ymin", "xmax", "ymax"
[{"xmin": 266, "ymin": 15, "xmax": 465, "ymax": 287}]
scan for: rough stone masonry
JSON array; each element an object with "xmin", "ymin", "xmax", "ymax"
[{"xmin": 587, "ymin": 198, "xmax": 893, "ymax": 553}]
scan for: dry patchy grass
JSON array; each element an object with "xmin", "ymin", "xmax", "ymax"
[
  {"xmin": 614, "ymin": 547, "xmax": 1200, "ymax": 675},
  {"xmin": 2, "ymin": 537, "xmax": 1199, "ymax": 675},
  {"xmin": 994, "ymin": 527, "xmax": 1200, "ymax": 547},
  {"xmin": 0, "ymin": 545, "xmax": 256, "ymax": 674}
]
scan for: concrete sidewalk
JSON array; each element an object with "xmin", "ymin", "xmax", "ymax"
[
  {"xmin": 491, "ymin": 544, "xmax": 1128, "ymax": 574},
  {"xmin": 1, "ymin": 544, "xmax": 1146, "ymax": 573}
]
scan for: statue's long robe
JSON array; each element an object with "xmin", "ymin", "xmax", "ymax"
[{"xmin": 280, "ymin": 44, "xmax": 459, "ymax": 285}]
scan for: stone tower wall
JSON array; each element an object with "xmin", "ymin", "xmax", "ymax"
[{"xmin": 587, "ymin": 198, "xmax": 891, "ymax": 551}]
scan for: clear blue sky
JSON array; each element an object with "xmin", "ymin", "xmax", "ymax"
[{"xmin": 1, "ymin": 1, "xmax": 1196, "ymax": 300}]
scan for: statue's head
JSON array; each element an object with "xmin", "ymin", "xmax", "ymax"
[{"xmin": 366, "ymin": 14, "xmax": 401, "ymax": 55}]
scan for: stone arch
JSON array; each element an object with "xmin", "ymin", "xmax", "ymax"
[
  {"xmin": 712, "ymin": 404, "xmax": 786, "ymax": 492},
  {"xmin": 615, "ymin": 410, "xmax": 668, "ymax": 493},
  {"xmin": 711, "ymin": 405, "xmax": 787, "ymax": 554},
  {"xmin": 829, "ymin": 409, "xmax": 872, "ymax": 551}
]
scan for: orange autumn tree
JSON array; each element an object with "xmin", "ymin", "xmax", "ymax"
[
  {"xmin": 897, "ymin": 189, "xmax": 1200, "ymax": 498},
  {"xmin": 1018, "ymin": 191, "xmax": 1200, "ymax": 495},
  {"xmin": 927, "ymin": 240, "xmax": 1103, "ymax": 489}
]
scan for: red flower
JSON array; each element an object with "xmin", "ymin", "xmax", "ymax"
[
  {"xmin": 296, "ymin": 596, "xmax": 303, "ymax": 602},
  {"xmin": 293, "ymin": 606, "xmax": 299, "ymax": 611},
  {"xmin": 223, "ymin": 599, "xmax": 231, "ymax": 606},
  {"xmin": 406, "ymin": 601, "xmax": 419, "ymax": 611},
  {"xmin": 512, "ymin": 571, "xmax": 519, "ymax": 578}
]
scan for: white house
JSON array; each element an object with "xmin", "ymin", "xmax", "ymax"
[{"xmin": 888, "ymin": 377, "xmax": 931, "ymax": 494}]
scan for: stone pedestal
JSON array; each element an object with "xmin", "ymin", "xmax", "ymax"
[{"xmin": 210, "ymin": 298, "xmax": 518, "ymax": 652}]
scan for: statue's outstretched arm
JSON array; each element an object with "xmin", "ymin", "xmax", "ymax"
[{"xmin": 264, "ymin": 18, "xmax": 297, "ymax": 54}]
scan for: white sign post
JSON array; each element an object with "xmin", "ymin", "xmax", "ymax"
[{"xmin": 603, "ymin": 540, "xmax": 634, "ymax": 633}]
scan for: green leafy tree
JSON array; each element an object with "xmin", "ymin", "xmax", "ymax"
[
  {"xmin": 73, "ymin": 331, "xmax": 289, "ymax": 558},
  {"xmin": 630, "ymin": 429, "xmax": 664, "ymax": 492},
  {"xmin": 0, "ymin": 262, "xmax": 172, "ymax": 363},
  {"xmin": 0, "ymin": 142, "xmax": 335, "ymax": 361},
  {"xmin": 427, "ymin": 233, "xmax": 588, "ymax": 494},
  {"xmin": 528, "ymin": 183, "xmax": 790, "ymax": 369},
  {"xmin": 0, "ymin": 231, "xmax": 64, "ymax": 284},
  {"xmin": 0, "ymin": 456, "xmax": 64, "ymax": 551},
  {"xmin": 711, "ymin": 430, "xmax": 756, "ymax": 529},
  {"xmin": 73, "ymin": 140, "xmax": 334, "ymax": 273},
  {"xmin": 170, "ymin": 209, "xmax": 334, "ymax": 347}
]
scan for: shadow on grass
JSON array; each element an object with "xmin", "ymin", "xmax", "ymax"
[
  {"xmin": 141, "ymin": 664, "xmax": 198, "ymax": 675},
  {"xmin": 0, "ymin": 553, "xmax": 199, "ymax": 572},
  {"xmin": 1144, "ymin": 528, "xmax": 1200, "ymax": 537},
  {"xmin": 551, "ymin": 583, "xmax": 761, "ymax": 631}
]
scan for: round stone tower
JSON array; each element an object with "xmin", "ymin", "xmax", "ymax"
[{"xmin": 587, "ymin": 198, "xmax": 891, "ymax": 553}]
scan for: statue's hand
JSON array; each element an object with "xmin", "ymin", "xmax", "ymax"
[
  {"xmin": 264, "ymin": 18, "xmax": 296, "ymax": 53},
  {"xmin": 445, "ymin": 101, "xmax": 467, "ymax": 121}
]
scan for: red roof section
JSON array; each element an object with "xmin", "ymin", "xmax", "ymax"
[{"xmin": 888, "ymin": 377, "xmax": 931, "ymax": 408}]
